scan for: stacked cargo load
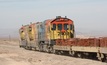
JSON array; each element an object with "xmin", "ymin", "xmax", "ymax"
[
  {"xmin": 100, "ymin": 37, "xmax": 107, "ymax": 47},
  {"xmin": 56, "ymin": 38, "xmax": 78, "ymax": 46},
  {"xmin": 56, "ymin": 38, "xmax": 100, "ymax": 47},
  {"xmin": 76, "ymin": 38, "xmax": 100, "ymax": 47}
]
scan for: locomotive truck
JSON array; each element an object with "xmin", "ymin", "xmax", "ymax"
[{"xmin": 19, "ymin": 16, "xmax": 107, "ymax": 62}]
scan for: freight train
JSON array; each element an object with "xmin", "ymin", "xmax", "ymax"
[{"xmin": 19, "ymin": 16, "xmax": 107, "ymax": 62}]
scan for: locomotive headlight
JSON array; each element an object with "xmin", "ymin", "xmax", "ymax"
[
  {"xmin": 66, "ymin": 25, "xmax": 69, "ymax": 30},
  {"xmin": 29, "ymin": 27, "xmax": 32, "ymax": 31},
  {"xmin": 67, "ymin": 25, "xmax": 69, "ymax": 29},
  {"xmin": 51, "ymin": 24, "xmax": 53, "ymax": 30},
  {"xmin": 51, "ymin": 24, "xmax": 53, "ymax": 28}
]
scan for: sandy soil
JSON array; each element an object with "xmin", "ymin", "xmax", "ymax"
[{"xmin": 0, "ymin": 40, "xmax": 107, "ymax": 65}]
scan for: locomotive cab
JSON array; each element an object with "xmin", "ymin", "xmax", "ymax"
[
  {"xmin": 19, "ymin": 25, "xmax": 29, "ymax": 48},
  {"xmin": 19, "ymin": 27, "xmax": 25, "ymax": 40},
  {"xmin": 50, "ymin": 16, "xmax": 75, "ymax": 39},
  {"xmin": 28, "ymin": 23, "xmax": 36, "ymax": 41}
]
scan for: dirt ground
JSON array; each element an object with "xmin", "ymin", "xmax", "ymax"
[{"xmin": 0, "ymin": 39, "xmax": 107, "ymax": 65}]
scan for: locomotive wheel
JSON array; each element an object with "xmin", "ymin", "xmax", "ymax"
[
  {"xmin": 39, "ymin": 43, "xmax": 44, "ymax": 52},
  {"xmin": 38, "ymin": 43, "xmax": 41, "ymax": 51},
  {"xmin": 28, "ymin": 46, "xmax": 32, "ymax": 50},
  {"xmin": 97, "ymin": 53, "xmax": 105, "ymax": 62},
  {"xmin": 98, "ymin": 57, "xmax": 104, "ymax": 62},
  {"xmin": 53, "ymin": 50, "xmax": 61, "ymax": 55},
  {"xmin": 77, "ymin": 52, "xmax": 83, "ymax": 58},
  {"xmin": 19, "ymin": 45, "xmax": 22, "ymax": 48},
  {"xmin": 105, "ymin": 54, "xmax": 107, "ymax": 62},
  {"xmin": 58, "ymin": 51, "xmax": 61, "ymax": 55},
  {"xmin": 34, "ymin": 47, "xmax": 36, "ymax": 51},
  {"xmin": 56, "ymin": 50, "xmax": 61, "ymax": 55},
  {"xmin": 29, "ymin": 47, "xmax": 32, "ymax": 50},
  {"xmin": 49, "ymin": 46, "xmax": 53, "ymax": 53},
  {"xmin": 25, "ymin": 46, "xmax": 28, "ymax": 49},
  {"xmin": 101, "ymin": 54, "xmax": 107, "ymax": 62},
  {"xmin": 45, "ymin": 48, "xmax": 49, "ymax": 53},
  {"xmin": 53, "ymin": 49, "xmax": 56, "ymax": 54},
  {"xmin": 70, "ymin": 51, "xmax": 77, "ymax": 57}
]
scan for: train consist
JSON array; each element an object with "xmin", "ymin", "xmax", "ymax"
[{"xmin": 19, "ymin": 16, "xmax": 107, "ymax": 62}]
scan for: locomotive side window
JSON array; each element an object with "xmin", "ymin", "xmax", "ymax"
[
  {"xmin": 64, "ymin": 24, "xmax": 68, "ymax": 30},
  {"xmin": 20, "ymin": 30, "xmax": 24, "ymax": 40},
  {"xmin": 29, "ymin": 27, "xmax": 32, "ymax": 31},
  {"xmin": 21, "ymin": 30, "xmax": 24, "ymax": 33},
  {"xmin": 70, "ymin": 24, "xmax": 72, "ymax": 30},
  {"xmin": 51, "ymin": 24, "xmax": 56, "ymax": 30},
  {"xmin": 58, "ymin": 24, "xmax": 62, "ymax": 30}
]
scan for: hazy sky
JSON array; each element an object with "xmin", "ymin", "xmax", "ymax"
[{"xmin": 0, "ymin": 0, "xmax": 107, "ymax": 38}]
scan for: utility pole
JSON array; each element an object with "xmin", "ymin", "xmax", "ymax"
[{"xmin": 9, "ymin": 35, "xmax": 11, "ymax": 41}]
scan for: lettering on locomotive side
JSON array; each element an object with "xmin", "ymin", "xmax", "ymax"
[{"xmin": 58, "ymin": 32, "xmax": 69, "ymax": 35}]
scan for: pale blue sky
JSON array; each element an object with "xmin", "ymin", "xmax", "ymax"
[{"xmin": 0, "ymin": 0, "xmax": 107, "ymax": 38}]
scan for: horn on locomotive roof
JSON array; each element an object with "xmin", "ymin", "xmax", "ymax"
[
  {"xmin": 56, "ymin": 16, "xmax": 61, "ymax": 18},
  {"xmin": 30, "ymin": 22, "xmax": 32, "ymax": 24},
  {"xmin": 65, "ymin": 16, "xmax": 67, "ymax": 18}
]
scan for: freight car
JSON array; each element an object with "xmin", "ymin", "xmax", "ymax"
[
  {"xmin": 19, "ymin": 16, "xmax": 107, "ymax": 62},
  {"xmin": 55, "ymin": 38, "xmax": 107, "ymax": 62}
]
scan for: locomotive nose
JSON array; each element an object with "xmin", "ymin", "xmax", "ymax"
[{"xmin": 61, "ymin": 30, "xmax": 65, "ymax": 33}]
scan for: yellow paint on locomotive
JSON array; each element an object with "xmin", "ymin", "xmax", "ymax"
[
  {"xmin": 19, "ymin": 29, "xmax": 25, "ymax": 40},
  {"xmin": 19, "ymin": 25, "xmax": 30, "ymax": 42},
  {"xmin": 28, "ymin": 24, "xmax": 36, "ymax": 41},
  {"xmin": 50, "ymin": 24, "xmax": 74, "ymax": 39}
]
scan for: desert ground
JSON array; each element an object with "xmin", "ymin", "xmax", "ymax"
[{"xmin": 0, "ymin": 39, "xmax": 107, "ymax": 65}]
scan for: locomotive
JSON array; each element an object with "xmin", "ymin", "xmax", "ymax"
[
  {"xmin": 19, "ymin": 16, "xmax": 107, "ymax": 62},
  {"xmin": 19, "ymin": 16, "xmax": 74, "ymax": 51}
]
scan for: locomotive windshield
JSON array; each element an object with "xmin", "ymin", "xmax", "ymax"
[
  {"xmin": 58, "ymin": 24, "xmax": 62, "ymax": 30},
  {"xmin": 64, "ymin": 24, "xmax": 68, "ymax": 30},
  {"xmin": 51, "ymin": 24, "xmax": 56, "ymax": 30},
  {"xmin": 70, "ymin": 24, "xmax": 72, "ymax": 30},
  {"xmin": 21, "ymin": 30, "xmax": 24, "ymax": 33},
  {"xmin": 29, "ymin": 27, "xmax": 32, "ymax": 31}
]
